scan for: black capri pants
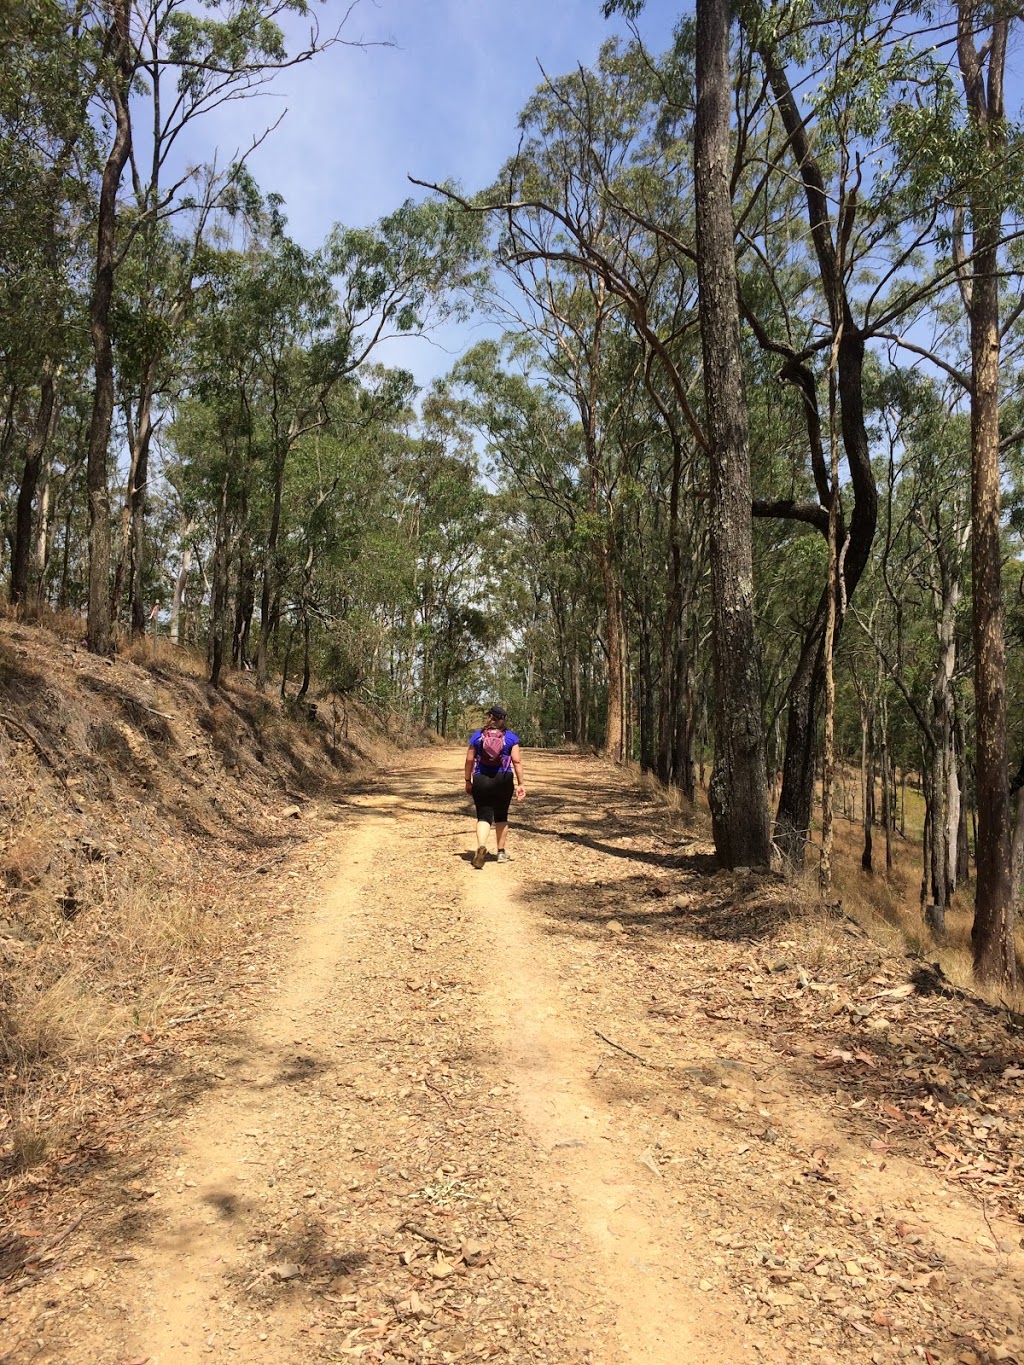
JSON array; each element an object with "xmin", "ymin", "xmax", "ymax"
[{"xmin": 472, "ymin": 771, "xmax": 514, "ymax": 824}]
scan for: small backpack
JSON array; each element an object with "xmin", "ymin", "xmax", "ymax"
[{"xmin": 479, "ymin": 726, "xmax": 505, "ymax": 765}]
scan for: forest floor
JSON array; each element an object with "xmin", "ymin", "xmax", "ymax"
[{"xmin": 4, "ymin": 748, "xmax": 1024, "ymax": 1364}]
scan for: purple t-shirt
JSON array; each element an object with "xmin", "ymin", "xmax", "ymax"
[{"xmin": 470, "ymin": 728, "xmax": 520, "ymax": 776}]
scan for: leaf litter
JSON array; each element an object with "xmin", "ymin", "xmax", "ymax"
[{"xmin": 3, "ymin": 745, "xmax": 1024, "ymax": 1363}]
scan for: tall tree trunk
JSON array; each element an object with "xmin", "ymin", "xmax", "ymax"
[
  {"xmin": 673, "ymin": 623, "xmax": 697, "ymax": 801},
  {"xmin": 752, "ymin": 46, "xmax": 879, "ymax": 867},
  {"xmin": 595, "ymin": 534, "xmax": 627, "ymax": 762},
  {"xmin": 820, "ymin": 363, "xmax": 843, "ymax": 893},
  {"xmin": 959, "ymin": 5, "xmax": 1014, "ymax": 985},
  {"xmin": 233, "ymin": 528, "xmax": 256, "ymax": 668},
  {"xmin": 58, "ymin": 501, "xmax": 74, "ymax": 610},
  {"xmin": 256, "ymin": 444, "xmax": 288, "ymax": 690},
  {"xmin": 209, "ymin": 475, "xmax": 231, "ymax": 689},
  {"xmin": 169, "ymin": 530, "xmax": 192, "ymax": 646},
  {"xmin": 128, "ymin": 386, "xmax": 156, "ymax": 635},
  {"xmin": 572, "ymin": 642, "xmax": 583, "ymax": 744},
  {"xmin": 33, "ymin": 456, "xmax": 53, "ymax": 608},
  {"xmin": 861, "ymin": 704, "xmax": 875, "ymax": 874},
  {"xmin": 774, "ymin": 602, "xmax": 826, "ymax": 863},
  {"xmin": 929, "ymin": 738, "xmax": 946, "ymax": 909},
  {"xmin": 10, "ymin": 360, "xmax": 56, "ymax": 606},
  {"xmin": 639, "ymin": 619, "xmax": 655, "ymax": 772},
  {"xmin": 695, "ymin": 0, "xmax": 771, "ymax": 867},
  {"xmin": 880, "ymin": 697, "xmax": 894, "ymax": 874},
  {"xmin": 86, "ymin": 0, "xmax": 133, "ymax": 655},
  {"xmin": 956, "ymin": 709, "xmax": 971, "ymax": 884}
]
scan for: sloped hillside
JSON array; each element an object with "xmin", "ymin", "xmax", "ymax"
[{"xmin": 0, "ymin": 619, "xmax": 398, "ymax": 1180}]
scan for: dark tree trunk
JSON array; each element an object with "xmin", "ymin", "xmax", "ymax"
[
  {"xmin": 58, "ymin": 501, "xmax": 73, "ymax": 610},
  {"xmin": 749, "ymin": 45, "xmax": 878, "ymax": 866},
  {"xmin": 86, "ymin": 0, "xmax": 133, "ymax": 655},
  {"xmin": 880, "ymin": 699, "xmax": 894, "ymax": 873},
  {"xmin": 128, "ymin": 396, "xmax": 155, "ymax": 635},
  {"xmin": 862, "ymin": 705, "xmax": 875, "ymax": 874},
  {"xmin": 233, "ymin": 527, "xmax": 255, "ymax": 668},
  {"xmin": 958, "ymin": 6, "xmax": 1014, "ymax": 985},
  {"xmin": 280, "ymin": 622, "xmax": 296, "ymax": 699},
  {"xmin": 672, "ymin": 627, "xmax": 697, "ymax": 801},
  {"xmin": 256, "ymin": 445, "xmax": 288, "ymax": 690},
  {"xmin": 774, "ymin": 601, "xmax": 826, "ymax": 863},
  {"xmin": 695, "ymin": 0, "xmax": 771, "ymax": 867},
  {"xmin": 639, "ymin": 619, "xmax": 655, "ymax": 772},
  {"xmin": 957, "ymin": 745, "xmax": 971, "ymax": 884}
]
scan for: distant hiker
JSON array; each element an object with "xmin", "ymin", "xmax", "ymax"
[{"xmin": 464, "ymin": 705, "xmax": 526, "ymax": 868}]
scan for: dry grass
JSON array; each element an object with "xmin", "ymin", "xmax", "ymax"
[
  {"xmin": 0, "ymin": 617, "xmax": 393, "ymax": 1180},
  {"xmin": 639, "ymin": 758, "xmax": 1024, "ymax": 1016},
  {"xmin": 1, "ymin": 861, "xmax": 230, "ymax": 1169},
  {"xmin": 119, "ymin": 631, "xmax": 211, "ymax": 680},
  {"xmin": 639, "ymin": 768, "xmax": 712, "ymax": 836},
  {"xmin": 825, "ymin": 810, "xmax": 1024, "ymax": 1014}
]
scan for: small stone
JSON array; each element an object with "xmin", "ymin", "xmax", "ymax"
[{"xmin": 461, "ymin": 1239, "xmax": 492, "ymax": 1267}]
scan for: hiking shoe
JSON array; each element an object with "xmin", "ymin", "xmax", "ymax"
[
  {"xmin": 472, "ymin": 845, "xmax": 487, "ymax": 869},
  {"xmin": 496, "ymin": 850, "xmax": 508, "ymax": 864}
]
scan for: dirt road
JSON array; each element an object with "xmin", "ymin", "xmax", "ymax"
[{"xmin": 11, "ymin": 751, "xmax": 1024, "ymax": 1364}]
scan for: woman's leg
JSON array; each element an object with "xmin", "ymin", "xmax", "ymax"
[
  {"xmin": 472, "ymin": 774, "xmax": 496, "ymax": 866},
  {"xmin": 493, "ymin": 777, "xmax": 513, "ymax": 857}
]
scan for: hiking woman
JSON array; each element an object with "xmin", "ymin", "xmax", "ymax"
[{"xmin": 464, "ymin": 705, "xmax": 525, "ymax": 868}]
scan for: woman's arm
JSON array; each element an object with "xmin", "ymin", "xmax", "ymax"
[
  {"xmin": 510, "ymin": 743, "xmax": 526, "ymax": 800},
  {"xmin": 464, "ymin": 744, "xmax": 476, "ymax": 792}
]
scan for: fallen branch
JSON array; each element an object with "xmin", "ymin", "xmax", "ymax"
[
  {"xmin": 0, "ymin": 711, "xmax": 81, "ymax": 809},
  {"xmin": 594, "ymin": 1029, "xmax": 659, "ymax": 1068},
  {"xmin": 11, "ymin": 1214, "xmax": 83, "ymax": 1277},
  {"xmin": 395, "ymin": 1222, "xmax": 460, "ymax": 1255},
  {"xmin": 423, "ymin": 1078, "xmax": 455, "ymax": 1110},
  {"xmin": 251, "ymin": 837, "xmax": 307, "ymax": 875},
  {"xmin": 164, "ymin": 1004, "xmax": 223, "ymax": 1028}
]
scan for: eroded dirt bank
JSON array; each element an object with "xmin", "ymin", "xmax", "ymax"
[{"xmin": 4, "ymin": 751, "xmax": 1024, "ymax": 1364}]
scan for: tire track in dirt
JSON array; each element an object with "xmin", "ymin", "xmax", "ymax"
[
  {"xmin": 19, "ymin": 747, "xmax": 1024, "ymax": 1365},
  {"xmin": 462, "ymin": 850, "xmax": 750, "ymax": 1362},
  {"xmin": 118, "ymin": 812, "xmax": 397, "ymax": 1363},
  {"xmin": 43, "ymin": 754, "xmax": 764, "ymax": 1365}
]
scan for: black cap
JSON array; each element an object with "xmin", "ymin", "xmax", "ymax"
[{"xmin": 487, "ymin": 705, "xmax": 507, "ymax": 721}]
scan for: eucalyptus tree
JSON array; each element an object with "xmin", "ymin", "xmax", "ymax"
[
  {"xmin": 0, "ymin": 0, "xmax": 95, "ymax": 607},
  {"xmin": 395, "ymin": 396, "xmax": 502, "ymax": 734},
  {"xmin": 419, "ymin": 45, "xmax": 719, "ymax": 779},
  {"xmin": 276, "ymin": 367, "xmax": 417, "ymax": 704},
  {"xmin": 449, "ymin": 341, "xmax": 610, "ymax": 746},
  {"xmin": 694, "ymin": 0, "xmax": 772, "ymax": 864},
  {"xmin": 953, "ymin": 0, "xmax": 1017, "ymax": 984},
  {"xmin": 76, "ymin": 0, "xmax": 363, "ymax": 656},
  {"xmin": 868, "ymin": 374, "xmax": 972, "ymax": 912}
]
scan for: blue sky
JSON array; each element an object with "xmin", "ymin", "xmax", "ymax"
[{"xmin": 188, "ymin": 1, "xmax": 683, "ymax": 387}]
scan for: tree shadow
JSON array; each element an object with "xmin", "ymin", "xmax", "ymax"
[{"xmin": 519, "ymin": 868, "xmax": 789, "ymax": 944}]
